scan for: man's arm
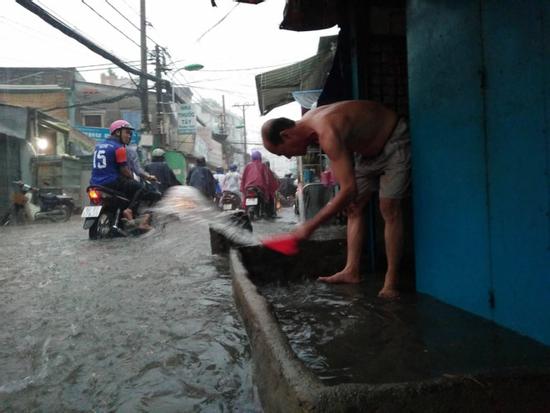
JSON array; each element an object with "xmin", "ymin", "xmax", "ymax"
[
  {"xmin": 119, "ymin": 165, "xmax": 134, "ymax": 179},
  {"xmin": 293, "ymin": 128, "xmax": 356, "ymax": 240},
  {"xmin": 115, "ymin": 146, "xmax": 134, "ymax": 180}
]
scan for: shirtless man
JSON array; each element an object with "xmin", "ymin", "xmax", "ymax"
[{"xmin": 261, "ymin": 100, "xmax": 411, "ymax": 298}]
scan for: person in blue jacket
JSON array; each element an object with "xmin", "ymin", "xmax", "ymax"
[{"xmin": 90, "ymin": 120, "xmax": 148, "ymax": 224}]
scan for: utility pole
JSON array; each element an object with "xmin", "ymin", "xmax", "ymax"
[
  {"xmin": 233, "ymin": 102, "xmax": 254, "ymax": 162},
  {"xmin": 139, "ymin": 0, "xmax": 150, "ymax": 133},
  {"xmin": 154, "ymin": 44, "xmax": 167, "ymax": 147},
  {"xmin": 220, "ymin": 95, "xmax": 226, "ymax": 135}
]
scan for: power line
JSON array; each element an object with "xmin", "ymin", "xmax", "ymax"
[
  {"xmin": 196, "ymin": 2, "xmax": 239, "ymax": 42},
  {"xmin": 75, "ymin": 60, "xmax": 141, "ymax": 69},
  {"xmin": 16, "ymin": 0, "xmax": 160, "ymax": 82},
  {"xmin": 165, "ymin": 57, "xmax": 209, "ymax": 104},
  {"xmin": 104, "ymin": 0, "xmax": 160, "ymax": 46},
  {"xmin": 81, "ymin": 0, "xmax": 140, "ymax": 48},
  {"xmin": 43, "ymin": 90, "xmax": 138, "ymax": 112},
  {"xmin": 34, "ymin": 0, "xmax": 107, "ymax": 48},
  {"xmin": 0, "ymin": 14, "xmax": 53, "ymax": 39},
  {"xmin": 198, "ymin": 63, "xmax": 299, "ymax": 73},
  {"xmin": 116, "ymin": 0, "xmax": 140, "ymax": 18},
  {"xmin": 21, "ymin": 0, "xmax": 141, "ymax": 72},
  {"xmin": 1, "ymin": 71, "xmax": 47, "ymax": 84},
  {"xmin": 173, "ymin": 82, "xmax": 253, "ymax": 96}
]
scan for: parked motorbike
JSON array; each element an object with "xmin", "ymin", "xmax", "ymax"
[
  {"xmin": 1, "ymin": 181, "xmax": 73, "ymax": 225},
  {"xmin": 219, "ymin": 190, "xmax": 241, "ymax": 211},
  {"xmin": 82, "ymin": 182, "xmax": 161, "ymax": 239}
]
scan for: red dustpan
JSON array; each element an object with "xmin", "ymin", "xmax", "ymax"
[{"xmin": 261, "ymin": 234, "xmax": 299, "ymax": 256}]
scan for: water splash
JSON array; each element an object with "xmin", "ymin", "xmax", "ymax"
[{"xmin": 152, "ymin": 186, "xmax": 259, "ymax": 247}]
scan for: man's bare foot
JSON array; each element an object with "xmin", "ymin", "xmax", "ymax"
[
  {"xmin": 318, "ymin": 270, "xmax": 361, "ymax": 284},
  {"xmin": 378, "ymin": 286, "xmax": 400, "ymax": 299}
]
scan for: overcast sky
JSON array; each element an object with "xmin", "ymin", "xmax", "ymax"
[{"xmin": 2, "ymin": 0, "xmax": 338, "ymax": 172}]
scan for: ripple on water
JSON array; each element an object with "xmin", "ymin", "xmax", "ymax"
[{"xmin": 0, "ymin": 217, "xmax": 261, "ymax": 412}]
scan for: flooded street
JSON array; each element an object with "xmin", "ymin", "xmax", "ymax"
[{"xmin": 0, "ymin": 214, "xmax": 262, "ymax": 412}]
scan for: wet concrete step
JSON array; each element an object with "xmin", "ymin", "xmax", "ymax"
[{"xmin": 229, "ymin": 242, "xmax": 550, "ymax": 413}]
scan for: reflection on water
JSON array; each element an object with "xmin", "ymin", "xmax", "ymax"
[
  {"xmin": 260, "ymin": 279, "xmax": 550, "ymax": 385},
  {"xmin": 0, "ymin": 211, "xmax": 261, "ymax": 411}
]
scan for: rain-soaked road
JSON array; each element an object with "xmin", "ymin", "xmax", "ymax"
[{"xmin": 0, "ymin": 208, "xmax": 269, "ymax": 412}]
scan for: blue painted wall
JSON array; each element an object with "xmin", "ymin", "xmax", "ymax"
[{"xmin": 407, "ymin": 0, "xmax": 549, "ymax": 344}]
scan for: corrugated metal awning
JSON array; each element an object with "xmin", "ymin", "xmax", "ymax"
[
  {"xmin": 39, "ymin": 113, "xmax": 96, "ymax": 151},
  {"xmin": 280, "ymin": 0, "xmax": 341, "ymax": 31},
  {"xmin": 0, "ymin": 104, "xmax": 28, "ymax": 139},
  {"xmin": 255, "ymin": 35, "xmax": 337, "ymax": 115}
]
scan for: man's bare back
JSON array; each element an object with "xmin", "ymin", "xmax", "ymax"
[
  {"xmin": 261, "ymin": 100, "xmax": 409, "ymax": 298},
  {"xmin": 301, "ymin": 100, "xmax": 398, "ymax": 158}
]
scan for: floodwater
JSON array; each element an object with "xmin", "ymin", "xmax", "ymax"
[
  {"xmin": 0, "ymin": 197, "xmax": 262, "ymax": 412},
  {"xmin": 260, "ymin": 279, "xmax": 550, "ymax": 386}
]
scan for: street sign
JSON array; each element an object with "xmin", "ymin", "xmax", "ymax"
[{"xmin": 178, "ymin": 104, "xmax": 196, "ymax": 134}]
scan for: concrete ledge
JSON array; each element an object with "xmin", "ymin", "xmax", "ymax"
[{"xmin": 229, "ymin": 248, "xmax": 550, "ymax": 412}]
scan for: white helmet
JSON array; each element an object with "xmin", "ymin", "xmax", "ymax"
[{"xmin": 152, "ymin": 148, "xmax": 165, "ymax": 157}]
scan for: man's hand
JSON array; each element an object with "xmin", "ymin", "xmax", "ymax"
[
  {"xmin": 146, "ymin": 174, "xmax": 158, "ymax": 182},
  {"xmin": 291, "ymin": 222, "xmax": 314, "ymax": 241}
]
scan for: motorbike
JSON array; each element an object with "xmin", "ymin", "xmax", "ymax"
[
  {"xmin": 244, "ymin": 186, "xmax": 269, "ymax": 221},
  {"xmin": 1, "ymin": 181, "xmax": 73, "ymax": 225},
  {"xmin": 219, "ymin": 190, "xmax": 241, "ymax": 211},
  {"xmin": 82, "ymin": 182, "xmax": 161, "ymax": 239},
  {"xmin": 278, "ymin": 192, "xmax": 295, "ymax": 208}
]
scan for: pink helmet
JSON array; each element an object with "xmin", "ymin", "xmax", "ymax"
[{"xmin": 109, "ymin": 119, "xmax": 134, "ymax": 135}]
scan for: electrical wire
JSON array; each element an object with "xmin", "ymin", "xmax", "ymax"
[
  {"xmin": 75, "ymin": 60, "xmax": 142, "ymax": 69},
  {"xmin": 42, "ymin": 91, "xmax": 138, "ymax": 112},
  {"xmin": 27, "ymin": 0, "xmax": 143, "ymax": 74},
  {"xmin": 34, "ymin": 0, "xmax": 108, "ymax": 49},
  {"xmin": 81, "ymin": 0, "xmax": 140, "ymax": 48},
  {"xmin": 1, "ymin": 71, "xmax": 46, "ymax": 84},
  {"xmin": 198, "ymin": 63, "xmax": 300, "ymax": 72},
  {"xmin": 196, "ymin": 2, "xmax": 239, "ymax": 42},
  {"xmin": 116, "ymin": 0, "xmax": 140, "ymax": 18},
  {"xmin": 0, "ymin": 14, "xmax": 54, "ymax": 40},
  {"xmin": 104, "ymin": 0, "xmax": 160, "ymax": 46}
]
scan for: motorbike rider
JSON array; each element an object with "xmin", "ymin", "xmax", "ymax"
[
  {"xmin": 186, "ymin": 156, "xmax": 217, "ymax": 199},
  {"xmin": 279, "ymin": 173, "xmax": 297, "ymax": 198},
  {"xmin": 126, "ymin": 143, "xmax": 157, "ymax": 184},
  {"xmin": 144, "ymin": 148, "xmax": 181, "ymax": 195},
  {"xmin": 263, "ymin": 160, "xmax": 279, "ymax": 217},
  {"xmin": 240, "ymin": 150, "xmax": 279, "ymax": 211},
  {"xmin": 220, "ymin": 163, "xmax": 241, "ymax": 207},
  {"xmin": 89, "ymin": 120, "xmax": 151, "ymax": 230}
]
